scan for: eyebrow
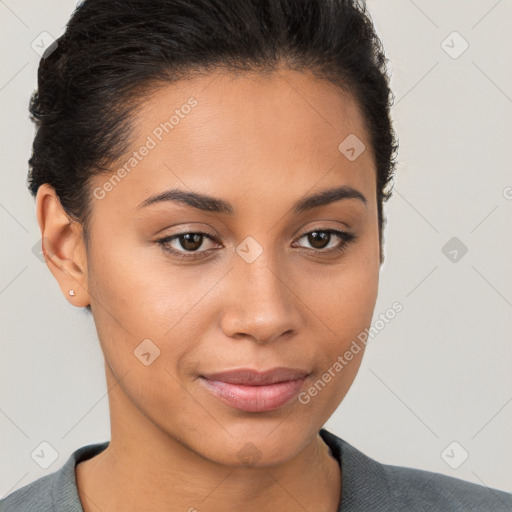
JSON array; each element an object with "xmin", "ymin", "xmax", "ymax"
[{"xmin": 137, "ymin": 185, "xmax": 367, "ymax": 214}]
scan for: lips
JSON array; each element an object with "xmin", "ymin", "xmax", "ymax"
[
  {"xmin": 201, "ymin": 367, "xmax": 310, "ymax": 386},
  {"xmin": 199, "ymin": 367, "xmax": 309, "ymax": 412}
]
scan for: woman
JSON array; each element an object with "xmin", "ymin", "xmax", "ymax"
[{"xmin": 2, "ymin": 0, "xmax": 511, "ymax": 510}]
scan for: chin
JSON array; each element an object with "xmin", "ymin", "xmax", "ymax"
[{"xmin": 182, "ymin": 417, "xmax": 321, "ymax": 468}]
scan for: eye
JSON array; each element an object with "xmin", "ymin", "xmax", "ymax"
[
  {"xmin": 292, "ymin": 228, "xmax": 357, "ymax": 254},
  {"xmin": 156, "ymin": 231, "xmax": 221, "ymax": 260}
]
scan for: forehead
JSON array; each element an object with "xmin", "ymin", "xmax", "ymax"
[{"xmin": 89, "ymin": 68, "xmax": 376, "ymax": 213}]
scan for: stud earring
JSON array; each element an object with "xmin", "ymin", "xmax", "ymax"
[{"xmin": 69, "ymin": 289, "xmax": 76, "ymax": 296}]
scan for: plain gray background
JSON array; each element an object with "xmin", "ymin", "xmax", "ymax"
[{"xmin": 1, "ymin": 0, "xmax": 511, "ymax": 499}]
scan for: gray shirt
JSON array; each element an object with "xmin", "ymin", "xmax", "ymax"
[{"xmin": 1, "ymin": 428, "xmax": 511, "ymax": 511}]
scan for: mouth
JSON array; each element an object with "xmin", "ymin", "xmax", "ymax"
[{"xmin": 199, "ymin": 367, "xmax": 310, "ymax": 412}]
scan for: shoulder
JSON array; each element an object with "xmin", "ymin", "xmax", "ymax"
[
  {"xmin": 378, "ymin": 461, "xmax": 512, "ymax": 511},
  {"xmin": 0, "ymin": 441, "xmax": 109, "ymax": 512},
  {"xmin": 319, "ymin": 428, "xmax": 512, "ymax": 512},
  {"xmin": 0, "ymin": 471, "xmax": 57, "ymax": 512}
]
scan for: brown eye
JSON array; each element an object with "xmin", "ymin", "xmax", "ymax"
[
  {"xmin": 156, "ymin": 231, "xmax": 220, "ymax": 260},
  {"xmin": 306, "ymin": 231, "xmax": 331, "ymax": 249},
  {"xmin": 177, "ymin": 233, "xmax": 205, "ymax": 251},
  {"xmin": 293, "ymin": 228, "xmax": 357, "ymax": 254}
]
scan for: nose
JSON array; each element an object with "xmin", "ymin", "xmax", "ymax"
[{"xmin": 219, "ymin": 254, "xmax": 303, "ymax": 345}]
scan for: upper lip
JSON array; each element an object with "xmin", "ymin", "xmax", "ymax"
[{"xmin": 201, "ymin": 367, "xmax": 310, "ymax": 386}]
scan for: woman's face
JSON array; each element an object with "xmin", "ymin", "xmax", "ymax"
[{"xmin": 84, "ymin": 68, "xmax": 380, "ymax": 466}]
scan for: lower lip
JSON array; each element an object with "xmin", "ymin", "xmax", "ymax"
[{"xmin": 199, "ymin": 377, "xmax": 307, "ymax": 412}]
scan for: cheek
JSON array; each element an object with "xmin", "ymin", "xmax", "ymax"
[
  {"xmin": 87, "ymin": 232, "xmax": 181, "ymax": 333},
  {"xmin": 295, "ymin": 252, "xmax": 379, "ymax": 412},
  {"xmin": 86, "ymin": 234, "xmax": 216, "ymax": 396},
  {"xmin": 301, "ymin": 253, "xmax": 380, "ymax": 344}
]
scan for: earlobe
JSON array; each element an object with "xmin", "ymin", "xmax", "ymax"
[{"xmin": 35, "ymin": 184, "xmax": 90, "ymax": 308}]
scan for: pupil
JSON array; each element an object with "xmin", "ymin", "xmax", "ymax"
[
  {"xmin": 309, "ymin": 231, "xmax": 329, "ymax": 249},
  {"xmin": 181, "ymin": 233, "xmax": 202, "ymax": 251}
]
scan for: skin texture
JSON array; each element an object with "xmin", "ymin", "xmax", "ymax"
[{"xmin": 36, "ymin": 67, "xmax": 381, "ymax": 511}]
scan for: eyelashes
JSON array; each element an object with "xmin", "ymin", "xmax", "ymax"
[{"xmin": 155, "ymin": 228, "xmax": 357, "ymax": 261}]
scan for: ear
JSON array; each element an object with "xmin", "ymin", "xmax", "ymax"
[{"xmin": 35, "ymin": 184, "xmax": 90, "ymax": 308}]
